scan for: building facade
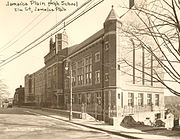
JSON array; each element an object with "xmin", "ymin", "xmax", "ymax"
[
  {"xmin": 24, "ymin": 7, "xmax": 164, "ymax": 122},
  {"xmin": 13, "ymin": 85, "xmax": 25, "ymax": 106}
]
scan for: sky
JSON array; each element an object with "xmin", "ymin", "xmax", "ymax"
[
  {"xmin": 0, "ymin": 0, "xmax": 177, "ymax": 98},
  {"xmin": 0, "ymin": 0, "xmax": 130, "ymax": 98}
]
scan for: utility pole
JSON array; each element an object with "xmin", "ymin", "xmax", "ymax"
[
  {"xmin": 65, "ymin": 61, "xmax": 72, "ymax": 121},
  {"xmin": 69, "ymin": 65, "xmax": 73, "ymax": 121}
]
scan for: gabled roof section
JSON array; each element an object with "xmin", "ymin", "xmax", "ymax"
[{"xmin": 105, "ymin": 6, "xmax": 119, "ymax": 22}]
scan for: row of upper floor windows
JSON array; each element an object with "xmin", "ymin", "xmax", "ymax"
[
  {"xmin": 27, "ymin": 41, "xmax": 111, "ymax": 83},
  {"xmin": 65, "ymin": 41, "xmax": 111, "ymax": 67},
  {"xmin": 64, "ymin": 70, "xmax": 103, "ymax": 89}
]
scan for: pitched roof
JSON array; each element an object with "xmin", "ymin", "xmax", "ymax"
[{"xmin": 105, "ymin": 6, "xmax": 119, "ymax": 22}]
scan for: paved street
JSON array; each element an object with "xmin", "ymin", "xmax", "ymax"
[{"xmin": 0, "ymin": 107, "xmax": 125, "ymax": 139}]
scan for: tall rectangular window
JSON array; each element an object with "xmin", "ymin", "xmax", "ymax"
[
  {"xmin": 77, "ymin": 60, "xmax": 84, "ymax": 85},
  {"xmin": 118, "ymin": 64, "xmax": 120, "ymax": 70},
  {"xmin": 95, "ymin": 70, "xmax": 100, "ymax": 84},
  {"xmin": 78, "ymin": 94, "xmax": 81, "ymax": 104},
  {"xmin": 96, "ymin": 92, "xmax": 102, "ymax": 105},
  {"xmin": 155, "ymin": 94, "xmax": 159, "ymax": 106},
  {"xmin": 105, "ymin": 73, "xmax": 109, "ymax": 81},
  {"xmin": 65, "ymin": 95, "xmax": 68, "ymax": 105},
  {"xmin": 95, "ymin": 52, "xmax": 100, "ymax": 62},
  {"xmin": 118, "ymin": 94, "xmax": 120, "ymax": 99},
  {"xmin": 128, "ymin": 93, "xmax": 134, "ymax": 107},
  {"xmin": 105, "ymin": 42, "xmax": 109, "ymax": 51},
  {"xmin": 87, "ymin": 93, "xmax": 91, "ymax": 104},
  {"xmin": 85, "ymin": 56, "xmax": 92, "ymax": 85},
  {"xmin": 147, "ymin": 94, "xmax": 152, "ymax": 105},
  {"xmin": 138, "ymin": 93, "xmax": 143, "ymax": 106}
]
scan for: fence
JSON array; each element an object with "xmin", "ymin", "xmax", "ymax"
[
  {"xmin": 117, "ymin": 105, "xmax": 165, "ymax": 117},
  {"xmin": 66, "ymin": 103, "xmax": 103, "ymax": 119}
]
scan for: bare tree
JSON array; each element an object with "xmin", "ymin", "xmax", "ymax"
[
  {"xmin": 119, "ymin": 0, "xmax": 180, "ymax": 96},
  {"xmin": 0, "ymin": 79, "xmax": 9, "ymax": 99}
]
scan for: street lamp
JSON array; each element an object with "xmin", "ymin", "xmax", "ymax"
[{"xmin": 65, "ymin": 62, "xmax": 73, "ymax": 121}]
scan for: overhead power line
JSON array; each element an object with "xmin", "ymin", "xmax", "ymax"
[
  {"xmin": 0, "ymin": 0, "xmax": 104, "ymax": 68},
  {"xmin": 0, "ymin": 0, "xmax": 96, "ymax": 65},
  {"xmin": 0, "ymin": 12, "xmax": 52, "ymax": 62},
  {"xmin": 0, "ymin": 12, "xmax": 44, "ymax": 53}
]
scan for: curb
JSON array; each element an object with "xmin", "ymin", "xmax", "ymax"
[
  {"xmin": 71, "ymin": 121, "xmax": 142, "ymax": 139},
  {"xmin": 141, "ymin": 127, "xmax": 166, "ymax": 132},
  {"xmin": 27, "ymin": 108, "xmax": 142, "ymax": 139}
]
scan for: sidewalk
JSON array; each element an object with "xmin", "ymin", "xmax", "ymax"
[{"xmin": 23, "ymin": 107, "xmax": 179, "ymax": 139}]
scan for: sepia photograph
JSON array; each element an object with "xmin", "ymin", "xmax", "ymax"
[{"xmin": 0, "ymin": 0, "xmax": 180, "ymax": 138}]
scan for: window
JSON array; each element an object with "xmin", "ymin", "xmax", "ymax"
[
  {"xmin": 138, "ymin": 93, "xmax": 143, "ymax": 106},
  {"xmin": 87, "ymin": 93, "xmax": 91, "ymax": 104},
  {"xmin": 85, "ymin": 56, "xmax": 92, "ymax": 85},
  {"xmin": 95, "ymin": 70, "xmax": 100, "ymax": 84},
  {"xmin": 105, "ymin": 42, "xmax": 109, "ymax": 50},
  {"xmin": 95, "ymin": 52, "xmax": 100, "ymax": 62},
  {"xmin": 155, "ymin": 94, "xmax": 159, "ymax": 106},
  {"xmin": 105, "ymin": 73, "xmax": 109, "ymax": 81},
  {"xmin": 147, "ymin": 94, "xmax": 152, "ymax": 105},
  {"xmin": 77, "ymin": 60, "xmax": 84, "ymax": 85},
  {"xmin": 118, "ymin": 94, "xmax": 120, "ymax": 99},
  {"xmin": 96, "ymin": 92, "xmax": 101, "ymax": 105},
  {"xmin": 128, "ymin": 93, "xmax": 134, "ymax": 107},
  {"xmin": 78, "ymin": 94, "xmax": 81, "ymax": 104},
  {"xmin": 53, "ymin": 65, "xmax": 57, "ymax": 76},
  {"xmin": 118, "ymin": 64, "xmax": 120, "ymax": 70},
  {"xmin": 65, "ymin": 95, "xmax": 68, "ymax": 104}
]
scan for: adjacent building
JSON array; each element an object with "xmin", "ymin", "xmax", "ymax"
[
  {"xmin": 13, "ymin": 85, "xmax": 25, "ymax": 106},
  {"xmin": 165, "ymin": 96, "xmax": 180, "ymax": 106},
  {"xmin": 24, "ymin": 7, "xmax": 164, "ymax": 123}
]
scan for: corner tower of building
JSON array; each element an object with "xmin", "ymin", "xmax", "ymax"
[
  {"xmin": 103, "ymin": 6, "xmax": 122, "ymax": 121},
  {"xmin": 103, "ymin": 6, "xmax": 121, "ymax": 87}
]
